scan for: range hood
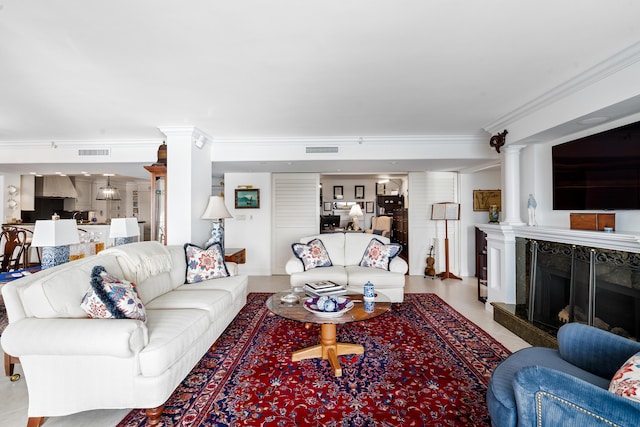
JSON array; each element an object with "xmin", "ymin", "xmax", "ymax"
[{"xmin": 35, "ymin": 175, "xmax": 78, "ymax": 198}]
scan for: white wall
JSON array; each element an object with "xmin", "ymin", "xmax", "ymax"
[
  {"xmin": 224, "ymin": 173, "xmax": 272, "ymax": 275},
  {"xmin": 459, "ymin": 168, "xmax": 501, "ymax": 276}
]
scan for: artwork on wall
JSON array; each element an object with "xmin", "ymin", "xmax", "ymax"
[
  {"xmin": 376, "ymin": 183, "xmax": 386, "ymax": 195},
  {"xmin": 323, "ymin": 202, "xmax": 332, "ymax": 212},
  {"xmin": 235, "ymin": 189, "xmax": 260, "ymax": 209},
  {"xmin": 473, "ymin": 190, "xmax": 501, "ymax": 211},
  {"xmin": 355, "ymin": 185, "xmax": 365, "ymax": 199},
  {"xmin": 333, "ymin": 186, "xmax": 343, "ymax": 200},
  {"xmin": 366, "ymin": 201, "xmax": 374, "ymax": 213}
]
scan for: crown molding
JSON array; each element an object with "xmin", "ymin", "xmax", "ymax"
[
  {"xmin": 211, "ymin": 134, "xmax": 486, "ymax": 145},
  {"xmin": 0, "ymin": 139, "xmax": 163, "ymax": 149},
  {"xmin": 484, "ymin": 41, "xmax": 640, "ymax": 134}
]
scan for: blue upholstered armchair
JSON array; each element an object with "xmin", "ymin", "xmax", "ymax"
[{"xmin": 487, "ymin": 322, "xmax": 640, "ymax": 426}]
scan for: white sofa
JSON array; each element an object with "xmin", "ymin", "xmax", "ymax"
[
  {"xmin": 1, "ymin": 241, "xmax": 248, "ymax": 427},
  {"xmin": 285, "ymin": 233, "xmax": 407, "ymax": 302}
]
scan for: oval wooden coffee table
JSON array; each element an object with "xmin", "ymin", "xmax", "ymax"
[{"xmin": 266, "ymin": 290, "xmax": 391, "ymax": 377}]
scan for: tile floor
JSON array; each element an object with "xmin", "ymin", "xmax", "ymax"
[{"xmin": 0, "ymin": 275, "xmax": 529, "ymax": 427}]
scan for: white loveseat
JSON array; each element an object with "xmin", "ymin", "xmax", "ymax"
[
  {"xmin": 285, "ymin": 233, "xmax": 408, "ymax": 302},
  {"xmin": 1, "ymin": 241, "xmax": 248, "ymax": 427}
]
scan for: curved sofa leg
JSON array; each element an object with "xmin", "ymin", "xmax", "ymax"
[
  {"xmin": 146, "ymin": 405, "xmax": 164, "ymax": 426},
  {"xmin": 27, "ymin": 417, "xmax": 44, "ymax": 427}
]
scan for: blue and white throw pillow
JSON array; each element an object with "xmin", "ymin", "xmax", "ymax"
[
  {"xmin": 359, "ymin": 238, "xmax": 402, "ymax": 271},
  {"xmin": 609, "ymin": 351, "xmax": 640, "ymax": 402},
  {"xmin": 81, "ymin": 265, "xmax": 147, "ymax": 321},
  {"xmin": 184, "ymin": 242, "xmax": 230, "ymax": 283},
  {"xmin": 292, "ymin": 238, "xmax": 333, "ymax": 271}
]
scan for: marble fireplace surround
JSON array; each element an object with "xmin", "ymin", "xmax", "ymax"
[
  {"xmin": 477, "ymin": 224, "xmax": 640, "ymax": 346},
  {"xmin": 476, "ymin": 224, "xmax": 640, "ymax": 308}
]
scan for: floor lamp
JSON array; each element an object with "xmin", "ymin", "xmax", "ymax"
[{"xmin": 431, "ymin": 202, "xmax": 462, "ymax": 281}]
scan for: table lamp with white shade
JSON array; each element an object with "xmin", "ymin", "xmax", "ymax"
[
  {"xmin": 201, "ymin": 195, "xmax": 233, "ymax": 250},
  {"xmin": 31, "ymin": 219, "xmax": 80, "ymax": 269},
  {"xmin": 109, "ymin": 218, "xmax": 140, "ymax": 246},
  {"xmin": 349, "ymin": 204, "xmax": 363, "ymax": 231}
]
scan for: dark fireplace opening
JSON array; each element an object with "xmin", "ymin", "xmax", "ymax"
[{"xmin": 512, "ymin": 238, "xmax": 640, "ymax": 342}]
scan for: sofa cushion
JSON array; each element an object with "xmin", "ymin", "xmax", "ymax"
[
  {"xmin": 145, "ymin": 289, "xmax": 232, "ymax": 321},
  {"xmin": 345, "ymin": 265, "xmax": 406, "ymax": 288},
  {"xmin": 610, "ymin": 351, "xmax": 640, "ymax": 402},
  {"xmin": 174, "ymin": 274, "xmax": 248, "ymax": 302},
  {"xmin": 80, "ymin": 266, "xmax": 147, "ymax": 321},
  {"xmin": 292, "ymin": 238, "xmax": 333, "ymax": 270},
  {"xmin": 359, "ymin": 238, "xmax": 402, "ymax": 270},
  {"xmin": 184, "ymin": 243, "xmax": 229, "ymax": 283},
  {"xmin": 138, "ymin": 308, "xmax": 210, "ymax": 377}
]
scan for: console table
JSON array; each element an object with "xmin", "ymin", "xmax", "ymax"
[{"xmin": 224, "ymin": 247, "xmax": 246, "ymax": 264}]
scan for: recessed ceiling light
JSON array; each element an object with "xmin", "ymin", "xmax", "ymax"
[{"xmin": 577, "ymin": 116, "xmax": 609, "ymax": 125}]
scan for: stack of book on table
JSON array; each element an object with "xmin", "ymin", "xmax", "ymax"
[{"xmin": 303, "ymin": 281, "xmax": 347, "ymax": 297}]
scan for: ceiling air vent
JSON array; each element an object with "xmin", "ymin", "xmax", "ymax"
[
  {"xmin": 78, "ymin": 148, "xmax": 111, "ymax": 156},
  {"xmin": 306, "ymin": 146, "xmax": 339, "ymax": 154}
]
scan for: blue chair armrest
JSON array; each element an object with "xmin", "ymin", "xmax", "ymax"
[
  {"xmin": 558, "ymin": 323, "xmax": 640, "ymax": 379},
  {"xmin": 514, "ymin": 366, "xmax": 640, "ymax": 427}
]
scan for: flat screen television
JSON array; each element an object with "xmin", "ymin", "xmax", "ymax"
[{"xmin": 552, "ymin": 120, "xmax": 640, "ymax": 210}]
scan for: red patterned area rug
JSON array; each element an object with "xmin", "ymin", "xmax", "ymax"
[{"xmin": 118, "ymin": 293, "xmax": 510, "ymax": 427}]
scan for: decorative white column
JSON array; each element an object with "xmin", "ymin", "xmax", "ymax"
[
  {"xmin": 158, "ymin": 126, "xmax": 213, "ymax": 246},
  {"xmin": 477, "ymin": 224, "xmax": 517, "ymax": 307},
  {"xmin": 501, "ymin": 145, "xmax": 526, "ymax": 226}
]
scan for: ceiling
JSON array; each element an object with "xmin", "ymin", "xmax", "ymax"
[{"xmin": 2, "ymin": 1, "xmax": 640, "ymax": 177}]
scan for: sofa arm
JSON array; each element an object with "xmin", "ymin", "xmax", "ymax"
[
  {"xmin": 285, "ymin": 256, "xmax": 304, "ymax": 274},
  {"xmin": 226, "ymin": 261, "xmax": 238, "ymax": 276},
  {"xmin": 514, "ymin": 366, "xmax": 640, "ymax": 427},
  {"xmin": 389, "ymin": 256, "xmax": 408, "ymax": 274},
  {"xmin": 558, "ymin": 322, "xmax": 640, "ymax": 379},
  {"xmin": 1, "ymin": 317, "xmax": 148, "ymax": 358}
]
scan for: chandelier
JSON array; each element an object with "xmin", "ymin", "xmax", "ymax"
[{"xmin": 95, "ymin": 176, "xmax": 121, "ymax": 200}]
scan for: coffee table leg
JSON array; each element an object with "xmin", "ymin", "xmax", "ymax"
[{"xmin": 291, "ymin": 323, "xmax": 364, "ymax": 377}]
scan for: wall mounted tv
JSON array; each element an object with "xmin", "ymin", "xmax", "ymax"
[{"xmin": 552, "ymin": 120, "xmax": 640, "ymax": 210}]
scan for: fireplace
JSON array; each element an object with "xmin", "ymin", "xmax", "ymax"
[{"xmin": 518, "ymin": 238, "xmax": 640, "ymax": 341}]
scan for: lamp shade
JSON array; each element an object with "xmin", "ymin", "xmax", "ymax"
[
  {"xmin": 31, "ymin": 219, "xmax": 80, "ymax": 247},
  {"xmin": 109, "ymin": 218, "xmax": 140, "ymax": 238},
  {"xmin": 349, "ymin": 204, "xmax": 363, "ymax": 217},
  {"xmin": 201, "ymin": 196, "xmax": 232, "ymax": 220}
]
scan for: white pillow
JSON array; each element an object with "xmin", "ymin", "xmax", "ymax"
[{"xmin": 609, "ymin": 351, "xmax": 640, "ymax": 402}]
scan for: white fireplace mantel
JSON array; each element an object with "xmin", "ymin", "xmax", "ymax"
[
  {"xmin": 511, "ymin": 225, "xmax": 640, "ymax": 254},
  {"xmin": 476, "ymin": 223, "xmax": 640, "ymax": 309}
]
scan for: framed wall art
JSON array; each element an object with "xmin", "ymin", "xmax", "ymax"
[
  {"xmin": 323, "ymin": 202, "xmax": 332, "ymax": 212},
  {"xmin": 366, "ymin": 201, "xmax": 374, "ymax": 213},
  {"xmin": 355, "ymin": 185, "xmax": 365, "ymax": 199},
  {"xmin": 235, "ymin": 188, "xmax": 260, "ymax": 209},
  {"xmin": 473, "ymin": 190, "xmax": 501, "ymax": 211},
  {"xmin": 333, "ymin": 186, "xmax": 343, "ymax": 200}
]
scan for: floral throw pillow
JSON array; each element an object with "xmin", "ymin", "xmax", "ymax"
[
  {"xmin": 359, "ymin": 238, "xmax": 402, "ymax": 271},
  {"xmin": 80, "ymin": 265, "xmax": 147, "ymax": 321},
  {"xmin": 292, "ymin": 238, "xmax": 333, "ymax": 271},
  {"xmin": 609, "ymin": 351, "xmax": 640, "ymax": 402},
  {"xmin": 184, "ymin": 242, "xmax": 229, "ymax": 284}
]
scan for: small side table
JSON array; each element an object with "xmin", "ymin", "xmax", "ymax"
[{"xmin": 224, "ymin": 248, "xmax": 246, "ymax": 264}]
